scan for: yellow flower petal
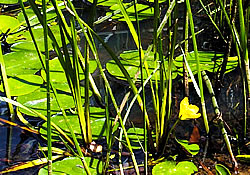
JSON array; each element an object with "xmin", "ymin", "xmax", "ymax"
[{"xmin": 179, "ymin": 97, "xmax": 201, "ymax": 120}]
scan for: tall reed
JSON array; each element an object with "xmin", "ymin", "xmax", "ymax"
[
  {"xmin": 0, "ymin": 42, "xmax": 14, "ymax": 117},
  {"xmin": 186, "ymin": 0, "xmax": 209, "ymax": 134},
  {"xmin": 41, "ymin": 0, "xmax": 52, "ymax": 173}
]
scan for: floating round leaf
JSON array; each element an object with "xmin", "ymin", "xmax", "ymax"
[
  {"xmin": 126, "ymin": 127, "xmax": 145, "ymax": 149},
  {"xmin": 39, "ymin": 107, "xmax": 106, "ymax": 141},
  {"xmin": 152, "ymin": 160, "xmax": 176, "ymax": 175},
  {"xmin": 97, "ymin": 0, "xmax": 117, "ymax": 6},
  {"xmin": 17, "ymin": 4, "xmax": 65, "ymax": 26},
  {"xmin": 175, "ymin": 138, "xmax": 200, "ymax": 155},
  {"xmin": 17, "ymin": 87, "xmax": 77, "ymax": 116},
  {"xmin": 175, "ymin": 161, "xmax": 198, "ymax": 174},
  {"xmin": 0, "ymin": 0, "xmax": 27, "ymax": 4},
  {"xmin": 40, "ymin": 57, "xmax": 97, "ymax": 84},
  {"xmin": 106, "ymin": 50, "xmax": 177, "ymax": 82},
  {"xmin": 152, "ymin": 160, "xmax": 198, "ymax": 175},
  {"xmin": 0, "ymin": 75, "xmax": 43, "ymax": 96},
  {"xmin": 174, "ymin": 51, "xmax": 238, "ymax": 75},
  {"xmin": 107, "ymin": 3, "xmax": 154, "ymax": 21},
  {"xmin": 51, "ymin": 82, "xmax": 92, "ymax": 98},
  {"xmin": 38, "ymin": 157, "xmax": 102, "ymax": 175},
  {"xmin": 3, "ymin": 51, "xmax": 42, "ymax": 76},
  {"xmin": 0, "ymin": 15, "xmax": 20, "ymax": 34},
  {"xmin": 11, "ymin": 25, "xmax": 69, "ymax": 52}
]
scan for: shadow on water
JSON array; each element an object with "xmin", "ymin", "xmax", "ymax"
[
  {"xmin": 0, "ymin": 102, "xmax": 40, "ymax": 174},
  {"xmin": 0, "ymin": 1, "xmax": 249, "ymax": 174}
]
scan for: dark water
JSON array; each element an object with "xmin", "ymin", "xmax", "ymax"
[
  {"xmin": 0, "ymin": 104, "xmax": 40, "ymax": 174},
  {"xmin": 0, "ymin": 1, "xmax": 249, "ymax": 174}
]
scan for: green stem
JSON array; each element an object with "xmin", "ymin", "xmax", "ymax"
[
  {"xmin": 0, "ymin": 43, "xmax": 14, "ymax": 117},
  {"xmin": 186, "ymin": 0, "xmax": 209, "ymax": 134},
  {"xmin": 42, "ymin": 0, "xmax": 52, "ymax": 173},
  {"xmin": 133, "ymin": 0, "xmax": 147, "ymax": 173},
  {"xmin": 162, "ymin": 118, "xmax": 180, "ymax": 154},
  {"xmin": 202, "ymin": 71, "xmax": 238, "ymax": 171}
]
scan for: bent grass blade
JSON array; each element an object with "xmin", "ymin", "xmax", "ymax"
[{"xmin": 0, "ymin": 155, "xmax": 63, "ymax": 174}]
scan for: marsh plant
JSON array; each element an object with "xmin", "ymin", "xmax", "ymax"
[{"xmin": 0, "ymin": 0, "xmax": 249, "ymax": 174}]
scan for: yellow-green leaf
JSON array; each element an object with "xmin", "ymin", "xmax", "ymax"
[{"xmin": 0, "ymin": 155, "xmax": 63, "ymax": 174}]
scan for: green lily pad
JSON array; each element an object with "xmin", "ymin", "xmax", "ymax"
[
  {"xmin": 97, "ymin": 0, "xmax": 117, "ymax": 6},
  {"xmin": 39, "ymin": 107, "xmax": 106, "ymax": 141},
  {"xmin": 107, "ymin": 3, "xmax": 154, "ymax": 21},
  {"xmin": 175, "ymin": 138, "xmax": 200, "ymax": 155},
  {"xmin": 17, "ymin": 87, "xmax": 79, "ymax": 116},
  {"xmin": 0, "ymin": 75, "xmax": 43, "ymax": 96},
  {"xmin": 6, "ymin": 32, "xmax": 27, "ymax": 44},
  {"xmin": 40, "ymin": 57, "xmax": 97, "ymax": 84},
  {"xmin": 3, "ymin": 51, "xmax": 42, "ymax": 76},
  {"xmin": 0, "ymin": 0, "xmax": 27, "ymax": 4},
  {"xmin": 174, "ymin": 51, "xmax": 238, "ymax": 75},
  {"xmin": 0, "ymin": 15, "xmax": 19, "ymax": 34},
  {"xmin": 215, "ymin": 164, "xmax": 231, "ymax": 175},
  {"xmin": 17, "ymin": 3, "xmax": 65, "ymax": 26},
  {"xmin": 11, "ymin": 25, "xmax": 68, "ymax": 52},
  {"xmin": 125, "ymin": 127, "xmax": 144, "ymax": 149},
  {"xmin": 52, "ymin": 82, "xmax": 92, "ymax": 98},
  {"xmin": 88, "ymin": 0, "xmax": 166, "ymax": 6},
  {"xmin": 152, "ymin": 160, "xmax": 198, "ymax": 175},
  {"xmin": 148, "ymin": 0, "xmax": 166, "ymax": 2},
  {"xmin": 35, "ymin": 0, "xmax": 52, "ymax": 5},
  {"xmin": 38, "ymin": 156, "xmax": 102, "ymax": 175},
  {"xmin": 17, "ymin": 8, "xmax": 56, "ymax": 27},
  {"xmin": 106, "ymin": 50, "xmax": 177, "ymax": 82}
]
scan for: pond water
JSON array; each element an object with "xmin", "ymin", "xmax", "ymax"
[
  {"xmin": 0, "ymin": 109, "xmax": 40, "ymax": 174},
  {"xmin": 0, "ymin": 1, "xmax": 249, "ymax": 174}
]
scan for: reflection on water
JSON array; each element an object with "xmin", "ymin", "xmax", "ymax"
[{"xmin": 0, "ymin": 111, "xmax": 39, "ymax": 175}]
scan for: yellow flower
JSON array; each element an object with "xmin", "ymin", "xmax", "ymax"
[{"xmin": 179, "ymin": 97, "xmax": 201, "ymax": 120}]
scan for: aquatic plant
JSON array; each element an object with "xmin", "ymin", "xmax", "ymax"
[{"xmin": 0, "ymin": 0, "xmax": 248, "ymax": 174}]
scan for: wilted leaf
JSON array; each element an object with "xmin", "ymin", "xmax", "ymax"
[{"xmin": 0, "ymin": 155, "xmax": 63, "ymax": 174}]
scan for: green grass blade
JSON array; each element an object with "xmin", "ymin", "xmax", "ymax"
[
  {"xmin": 186, "ymin": 0, "xmax": 209, "ymax": 134},
  {"xmin": 117, "ymin": 0, "xmax": 140, "ymax": 49},
  {"xmin": 157, "ymin": 0, "xmax": 176, "ymax": 37},
  {"xmin": 238, "ymin": 0, "xmax": 249, "ymax": 137},
  {"xmin": 133, "ymin": 0, "xmax": 147, "ymax": 173},
  {"xmin": 21, "ymin": 0, "xmax": 84, "ymax": 151},
  {"xmin": 0, "ymin": 42, "xmax": 14, "ymax": 116},
  {"xmin": 42, "ymin": 0, "xmax": 52, "ymax": 173},
  {"xmin": 66, "ymin": 0, "xmax": 154, "ymax": 135},
  {"xmin": 70, "ymin": 17, "xmax": 90, "ymax": 144},
  {"xmin": 202, "ymin": 70, "xmax": 238, "ymax": 170},
  {"xmin": 0, "ymin": 96, "xmax": 74, "ymax": 145},
  {"xmin": 198, "ymin": 0, "xmax": 226, "ymax": 42},
  {"xmin": 81, "ymin": 21, "xmax": 140, "ymax": 174}
]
